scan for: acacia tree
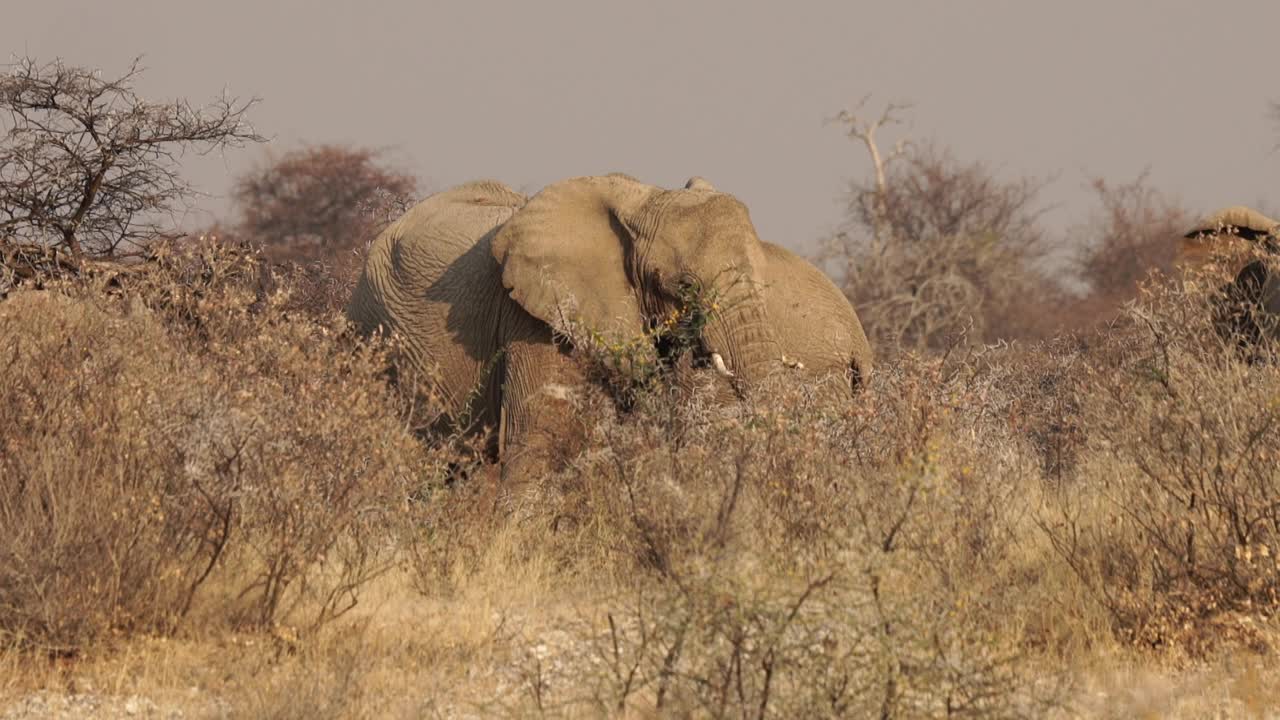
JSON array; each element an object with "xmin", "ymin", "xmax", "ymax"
[
  {"xmin": 232, "ymin": 144, "xmax": 419, "ymax": 265},
  {"xmin": 0, "ymin": 57, "xmax": 263, "ymax": 258}
]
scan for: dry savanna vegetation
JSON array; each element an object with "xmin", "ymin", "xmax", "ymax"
[{"xmin": 3, "ymin": 60, "xmax": 1280, "ymax": 719}]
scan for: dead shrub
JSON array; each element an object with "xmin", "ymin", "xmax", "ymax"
[
  {"xmin": 0, "ymin": 292, "xmax": 222, "ymax": 651},
  {"xmin": 231, "ymin": 144, "xmax": 419, "ymax": 266},
  {"xmin": 1041, "ymin": 270, "xmax": 1280, "ymax": 656},
  {"xmin": 416, "ymin": 345, "xmax": 1066, "ymax": 716},
  {"xmin": 553, "ymin": 558, "xmax": 1039, "ymax": 719},
  {"xmin": 223, "ymin": 622, "xmax": 376, "ymax": 719},
  {"xmin": 961, "ymin": 336, "xmax": 1091, "ymax": 485},
  {"xmin": 0, "ymin": 56, "xmax": 263, "ymax": 259},
  {"xmin": 0, "ymin": 239, "xmax": 447, "ymax": 654},
  {"xmin": 270, "ymin": 256, "xmax": 363, "ymax": 319},
  {"xmin": 1073, "ymin": 173, "xmax": 1189, "ymax": 311}
]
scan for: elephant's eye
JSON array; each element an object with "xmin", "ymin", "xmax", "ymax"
[{"xmin": 676, "ymin": 274, "xmax": 703, "ymax": 295}]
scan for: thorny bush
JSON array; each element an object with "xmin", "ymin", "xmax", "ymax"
[
  {"xmin": 420, "ymin": 350, "xmax": 1066, "ymax": 716},
  {"xmin": 1041, "ymin": 260, "xmax": 1280, "ymax": 656},
  {"xmin": 0, "ymin": 238, "xmax": 455, "ymax": 653}
]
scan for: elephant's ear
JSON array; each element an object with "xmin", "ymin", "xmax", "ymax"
[
  {"xmin": 491, "ymin": 175, "xmax": 656, "ymax": 342},
  {"xmin": 683, "ymin": 176, "xmax": 716, "ymax": 191}
]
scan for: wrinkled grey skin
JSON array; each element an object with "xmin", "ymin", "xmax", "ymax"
[
  {"xmin": 348, "ymin": 174, "xmax": 872, "ymax": 481},
  {"xmin": 682, "ymin": 177, "xmax": 874, "ymax": 389},
  {"xmin": 347, "ymin": 180, "xmax": 560, "ymax": 477}
]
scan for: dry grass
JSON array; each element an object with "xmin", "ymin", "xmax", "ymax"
[{"xmin": 4, "ymin": 238, "xmax": 1280, "ymax": 718}]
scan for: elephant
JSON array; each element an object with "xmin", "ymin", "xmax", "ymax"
[
  {"xmin": 347, "ymin": 173, "xmax": 872, "ymax": 481},
  {"xmin": 1182, "ymin": 206, "xmax": 1280, "ymax": 356}
]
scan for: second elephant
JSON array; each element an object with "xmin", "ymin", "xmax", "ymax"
[
  {"xmin": 348, "ymin": 174, "xmax": 872, "ymax": 478},
  {"xmin": 1184, "ymin": 205, "xmax": 1280, "ymax": 355}
]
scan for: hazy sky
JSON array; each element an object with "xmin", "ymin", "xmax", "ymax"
[{"xmin": 6, "ymin": 1, "xmax": 1279, "ymax": 255}]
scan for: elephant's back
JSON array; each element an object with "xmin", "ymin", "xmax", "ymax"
[
  {"xmin": 348, "ymin": 181, "xmax": 527, "ymax": 417},
  {"xmin": 352, "ymin": 183, "xmax": 522, "ymax": 326},
  {"xmin": 383, "ymin": 181, "xmax": 526, "ymax": 269}
]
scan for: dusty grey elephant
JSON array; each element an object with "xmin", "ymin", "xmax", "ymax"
[
  {"xmin": 348, "ymin": 174, "xmax": 872, "ymax": 479},
  {"xmin": 1183, "ymin": 206, "xmax": 1280, "ymax": 355}
]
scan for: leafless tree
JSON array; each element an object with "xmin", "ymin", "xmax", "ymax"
[
  {"xmin": 1074, "ymin": 172, "xmax": 1188, "ymax": 302},
  {"xmin": 232, "ymin": 144, "xmax": 419, "ymax": 265},
  {"xmin": 828, "ymin": 96, "xmax": 913, "ymax": 246},
  {"xmin": 860, "ymin": 142, "xmax": 1048, "ymax": 255},
  {"xmin": 824, "ymin": 100, "xmax": 1060, "ymax": 351},
  {"xmin": 0, "ymin": 56, "xmax": 264, "ymax": 258}
]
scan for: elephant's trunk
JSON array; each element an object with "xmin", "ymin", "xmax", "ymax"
[{"xmin": 703, "ymin": 289, "xmax": 781, "ymax": 390}]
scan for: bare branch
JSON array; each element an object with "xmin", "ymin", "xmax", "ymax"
[
  {"xmin": 828, "ymin": 97, "xmax": 915, "ymax": 245},
  {"xmin": 822, "ymin": 126, "xmax": 1059, "ymax": 351},
  {"xmin": 0, "ymin": 56, "xmax": 265, "ymax": 258}
]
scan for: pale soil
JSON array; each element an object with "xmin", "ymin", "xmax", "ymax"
[
  {"xmin": 4, "ymin": 648, "xmax": 1279, "ymax": 719},
  {"xmin": 3, "ymin": 568, "xmax": 1279, "ymax": 719}
]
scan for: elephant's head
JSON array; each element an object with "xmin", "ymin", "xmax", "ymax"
[
  {"xmin": 490, "ymin": 174, "xmax": 782, "ymax": 387},
  {"xmin": 1180, "ymin": 206, "xmax": 1280, "ymax": 270}
]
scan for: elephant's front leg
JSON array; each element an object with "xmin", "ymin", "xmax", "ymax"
[{"xmin": 496, "ymin": 329, "xmax": 591, "ymax": 495}]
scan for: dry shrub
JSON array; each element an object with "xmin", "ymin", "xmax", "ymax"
[
  {"xmin": 223, "ymin": 623, "xmax": 376, "ymax": 719},
  {"xmin": 0, "ymin": 56, "xmax": 263, "ymax": 259},
  {"xmin": 1, "ymin": 292, "xmax": 219, "ymax": 651},
  {"xmin": 1041, "ymin": 263, "xmax": 1280, "ymax": 657},
  {"xmin": 0, "ymin": 239, "xmax": 447, "ymax": 654},
  {"xmin": 270, "ymin": 257, "xmax": 365, "ymax": 319},
  {"xmin": 851, "ymin": 231, "xmax": 1075, "ymax": 356},
  {"xmin": 417, "ymin": 352, "xmax": 1067, "ymax": 717},
  {"xmin": 1064, "ymin": 173, "xmax": 1191, "ymax": 332},
  {"xmin": 1074, "ymin": 174, "xmax": 1188, "ymax": 308},
  {"xmin": 171, "ymin": 225, "xmax": 367, "ymax": 321},
  {"xmin": 961, "ymin": 336, "xmax": 1091, "ymax": 485}
]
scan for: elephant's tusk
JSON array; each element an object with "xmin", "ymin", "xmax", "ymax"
[{"xmin": 711, "ymin": 352, "xmax": 734, "ymax": 377}]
